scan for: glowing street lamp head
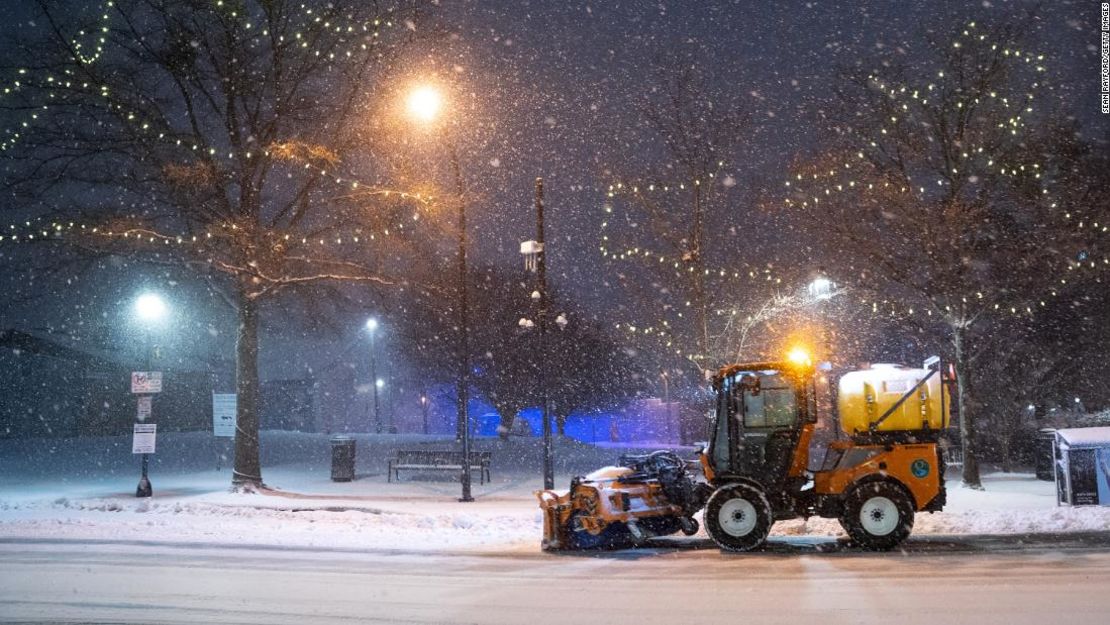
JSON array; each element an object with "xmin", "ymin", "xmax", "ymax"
[
  {"xmin": 134, "ymin": 293, "xmax": 167, "ymax": 322},
  {"xmin": 376, "ymin": 378, "xmax": 385, "ymax": 389},
  {"xmin": 808, "ymin": 277, "xmax": 833, "ymax": 300},
  {"xmin": 366, "ymin": 317, "xmax": 379, "ymax": 332},
  {"xmin": 407, "ymin": 85, "xmax": 443, "ymax": 123}
]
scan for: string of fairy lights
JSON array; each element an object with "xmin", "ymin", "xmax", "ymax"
[
  {"xmin": 608, "ymin": 256, "xmax": 1108, "ymax": 362},
  {"xmin": 0, "ymin": 1, "xmax": 439, "ymax": 254},
  {"xmin": 0, "ymin": 1, "xmax": 113, "ymax": 151},
  {"xmin": 0, "ymin": 202, "xmax": 442, "ymax": 253},
  {"xmin": 597, "ymin": 173, "xmax": 800, "ymax": 359},
  {"xmin": 1, "ymin": 1, "xmax": 412, "ymax": 153},
  {"xmin": 598, "ymin": 174, "xmax": 793, "ymax": 287},
  {"xmin": 776, "ymin": 22, "xmax": 1106, "ymax": 319},
  {"xmin": 598, "ymin": 22, "xmax": 1106, "ymax": 349}
]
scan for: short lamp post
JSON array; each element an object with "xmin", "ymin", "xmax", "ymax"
[
  {"xmin": 133, "ymin": 292, "xmax": 167, "ymax": 498},
  {"xmin": 376, "ymin": 377, "xmax": 386, "ymax": 431},
  {"xmin": 366, "ymin": 317, "xmax": 381, "ymax": 433},
  {"xmin": 420, "ymin": 394, "xmax": 430, "ymax": 435}
]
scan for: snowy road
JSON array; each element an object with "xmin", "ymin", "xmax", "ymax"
[{"xmin": 2, "ymin": 535, "xmax": 1109, "ymax": 625}]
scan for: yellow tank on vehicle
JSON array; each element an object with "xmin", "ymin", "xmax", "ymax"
[{"xmin": 837, "ymin": 364, "xmax": 948, "ymax": 434}]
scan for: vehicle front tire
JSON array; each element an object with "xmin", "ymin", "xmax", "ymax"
[
  {"xmin": 704, "ymin": 482, "xmax": 773, "ymax": 552},
  {"xmin": 839, "ymin": 480, "xmax": 915, "ymax": 551}
]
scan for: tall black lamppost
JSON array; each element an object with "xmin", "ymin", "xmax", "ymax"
[
  {"xmin": 522, "ymin": 178, "xmax": 554, "ymax": 490},
  {"xmin": 407, "ymin": 84, "xmax": 474, "ymax": 502}
]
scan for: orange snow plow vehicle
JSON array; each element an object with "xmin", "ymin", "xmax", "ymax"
[{"xmin": 537, "ymin": 350, "xmax": 951, "ymax": 551}]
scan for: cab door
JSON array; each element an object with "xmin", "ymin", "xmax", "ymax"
[
  {"xmin": 739, "ymin": 372, "xmax": 802, "ymax": 486},
  {"xmin": 709, "ymin": 370, "xmax": 803, "ymax": 486}
]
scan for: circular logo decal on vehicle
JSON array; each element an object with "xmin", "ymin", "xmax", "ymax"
[{"xmin": 911, "ymin": 459, "xmax": 930, "ymax": 478}]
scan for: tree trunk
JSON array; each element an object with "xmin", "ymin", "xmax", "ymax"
[
  {"xmin": 496, "ymin": 412, "xmax": 513, "ymax": 438},
  {"xmin": 1000, "ymin": 428, "xmax": 1013, "ymax": 473},
  {"xmin": 495, "ymin": 405, "xmax": 516, "ymax": 438},
  {"xmin": 232, "ymin": 293, "xmax": 263, "ymax": 488},
  {"xmin": 691, "ymin": 184, "xmax": 710, "ymax": 369},
  {"xmin": 693, "ymin": 266, "xmax": 709, "ymax": 367},
  {"xmin": 491, "ymin": 397, "xmax": 525, "ymax": 439},
  {"xmin": 953, "ymin": 325, "xmax": 982, "ymax": 488}
]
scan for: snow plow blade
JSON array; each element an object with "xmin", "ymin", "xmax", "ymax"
[
  {"xmin": 535, "ymin": 489, "xmax": 573, "ymax": 550},
  {"xmin": 535, "ymin": 450, "xmax": 708, "ymax": 551}
]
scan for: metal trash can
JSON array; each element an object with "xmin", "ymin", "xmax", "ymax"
[
  {"xmin": 330, "ymin": 436, "xmax": 356, "ymax": 482},
  {"xmin": 1035, "ymin": 428, "xmax": 1056, "ymax": 481}
]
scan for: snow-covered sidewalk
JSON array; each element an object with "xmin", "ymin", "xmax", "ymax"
[{"xmin": 2, "ymin": 432, "xmax": 1109, "ymax": 554}]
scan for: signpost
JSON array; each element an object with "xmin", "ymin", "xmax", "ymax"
[
  {"xmin": 212, "ymin": 394, "xmax": 237, "ymax": 438},
  {"xmin": 132, "ymin": 423, "xmax": 157, "ymax": 454},
  {"xmin": 131, "ymin": 371, "xmax": 161, "ymax": 497}
]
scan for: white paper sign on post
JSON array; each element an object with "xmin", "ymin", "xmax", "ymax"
[
  {"xmin": 212, "ymin": 393, "xmax": 237, "ymax": 438},
  {"xmin": 136, "ymin": 395, "xmax": 153, "ymax": 421},
  {"xmin": 132, "ymin": 423, "xmax": 157, "ymax": 454},
  {"xmin": 131, "ymin": 371, "xmax": 163, "ymax": 394}
]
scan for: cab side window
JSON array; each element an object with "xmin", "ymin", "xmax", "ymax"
[{"xmin": 743, "ymin": 374, "xmax": 796, "ymax": 428}]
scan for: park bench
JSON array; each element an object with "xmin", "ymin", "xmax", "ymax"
[{"xmin": 388, "ymin": 449, "xmax": 492, "ymax": 484}]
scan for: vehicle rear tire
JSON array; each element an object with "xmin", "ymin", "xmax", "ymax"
[
  {"xmin": 839, "ymin": 480, "xmax": 915, "ymax": 551},
  {"xmin": 704, "ymin": 482, "xmax": 773, "ymax": 552}
]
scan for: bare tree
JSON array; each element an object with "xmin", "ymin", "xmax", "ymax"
[
  {"xmin": 710, "ymin": 287, "xmax": 847, "ymax": 363},
  {"xmin": 395, "ymin": 264, "xmax": 644, "ymax": 438},
  {"xmin": 779, "ymin": 17, "xmax": 1095, "ymax": 487},
  {"xmin": 602, "ymin": 56, "xmax": 752, "ymax": 375},
  {"xmin": 3, "ymin": 0, "xmax": 437, "ymax": 488}
]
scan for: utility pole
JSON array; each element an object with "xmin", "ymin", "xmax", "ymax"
[{"xmin": 535, "ymin": 177, "xmax": 554, "ymax": 490}]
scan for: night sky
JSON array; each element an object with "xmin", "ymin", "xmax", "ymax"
[{"xmin": 0, "ymin": 0, "xmax": 1105, "ymax": 374}]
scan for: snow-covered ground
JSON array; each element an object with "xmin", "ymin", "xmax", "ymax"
[{"xmin": 1, "ymin": 431, "xmax": 1108, "ymax": 554}]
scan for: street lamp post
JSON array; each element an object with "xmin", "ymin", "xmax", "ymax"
[
  {"xmin": 535, "ymin": 178, "xmax": 553, "ymax": 490},
  {"xmin": 133, "ymin": 293, "xmax": 166, "ymax": 498},
  {"xmin": 386, "ymin": 376, "xmax": 395, "ymax": 433},
  {"xmin": 520, "ymin": 179, "xmax": 558, "ymax": 489},
  {"xmin": 366, "ymin": 317, "xmax": 380, "ymax": 433},
  {"xmin": 376, "ymin": 377, "xmax": 385, "ymax": 428},
  {"xmin": 661, "ymin": 370, "xmax": 677, "ymax": 443},
  {"xmin": 420, "ymin": 394, "xmax": 430, "ymax": 435},
  {"xmin": 407, "ymin": 84, "xmax": 473, "ymax": 502},
  {"xmin": 451, "ymin": 140, "xmax": 474, "ymax": 502},
  {"xmin": 807, "ymin": 274, "xmax": 836, "ymax": 436}
]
